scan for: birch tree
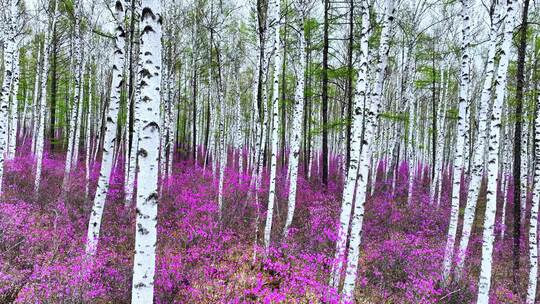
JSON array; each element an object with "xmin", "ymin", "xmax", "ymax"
[
  {"xmin": 455, "ymin": 2, "xmax": 502, "ymax": 278},
  {"xmin": 406, "ymin": 63, "xmax": 416, "ymax": 206},
  {"xmin": 62, "ymin": 0, "xmax": 84, "ymax": 190},
  {"xmin": 125, "ymin": 53, "xmax": 142, "ymax": 204},
  {"xmin": 526, "ymin": 91, "xmax": 540, "ymax": 304},
  {"xmin": 282, "ymin": 0, "xmax": 308, "ymax": 239},
  {"xmin": 34, "ymin": 0, "xmax": 59, "ymax": 194},
  {"xmin": 329, "ymin": 0, "xmax": 370, "ymax": 288},
  {"xmin": 0, "ymin": 0, "xmax": 17, "ymax": 193},
  {"xmin": 477, "ymin": 0, "xmax": 516, "ymax": 302},
  {"xmin": 441, "ymin": 0, "xmax": 471, "ymax": 284},
  {"xmin": 131, "ymin": 0, "xmax": 162, "ymax": 301},
  {"xmin": 430, "ymin": 65, "xmax": 448, "ymax": 206},
  {"xmin": 85, "ymin": 0, "xmax": 126, "ymax": 256},
  {"xmin": 8, "ymin": 45, "xmax": 20, "ymax": 160},
  {"xmin": 263, "ymin": 0, "xmax": 282, "ymax": 253},
  {"xmin": 216, "ymin": 38, "xmax": 228, "ymax": 218},
  {"xmin": 85, "ymin": 71, "xmax": 94, "ymax": 199},
  {"xmin": 341, "ymin": 1, "xmax": 394, "ymax": 300}
]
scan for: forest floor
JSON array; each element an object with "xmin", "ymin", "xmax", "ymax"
[{"xmin": 0, "ymin": 148, "xmax": 530, "ymax": 303}]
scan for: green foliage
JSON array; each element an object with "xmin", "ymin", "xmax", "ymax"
[
  {"xmin": 380, "ymin": 111, "xmax": 407, "ymax": 122},
  {"xmin": 304, "ymin": 18, "xmax": 319, "ymax": 37},
  {"xmin": 446, "ymin": 107, "xmax": 458, "ymax": 121},
  {"xmin": 328, "ymin": 66, "xmax": 352, "ymax": 80}
]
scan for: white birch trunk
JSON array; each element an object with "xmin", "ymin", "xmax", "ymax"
[
  {"xmin": 85, "ymin": 0, "xmax": 126, "ymax": 256},
  {"xmin": 217, "ymin": 52, "xmax": 228, "ymax": 218},
  {"xmin": 430, "ymin": 67, "xmax": 448, "ymax": 205},
  {"xmin": 455, "ymin": 4, "xmax": 501, "ymax": 278},
  {"xmin": 8, "ymin": 46, "xmax": 19, "ymax": 159},
  {"xmin": 406, "ymin": 67, "xmax": 416, "ymax": 206},
  {"xmin": 130, "ymin": 0, "xmax": 162, "ymax": 300},
  {"xmin": 249, "ymin": 40, "xmax": 263, "ymax": 263},
  {"xmin": 125, "ymin": 56, "xmax": 142, "ymax": 204},
  {"xmin": 526, "ymin": 91, "xmax": 540, "ymax": 304},
  {"xmin": 158, "ymin": 70, "xmax": 169, "ymax": 184},
  {"xmin": 283, "ymin": 3, "xmax": 306, "ymax": 238},
  {"xmin": 521, "ymin": 106, "xmax": 529, "ymax": 224},
  {"xmin": 329, "ymin": 0, "xmax": 370, "ymax": 287},
  {"xmin": 20, "ymin": 75, "xmax": 29, "ymax": 140},
  {"xmin": 263, "ymin": 0, "xmax": 282, "ymax": 253},
  {"xmin": 166, "ymin": 92, "xmax": 175, "ymax": 179},
  {"xmin": 477, "ymin": 1, "xmax": 516, "ymax": 302},
  {"xmin": 72, "ymin": 60, "xmax": 86, "ymax": 169},
  {"xmin": 85, "ymin": 76, "xmax": 93, "ymax": 199},
  {"xmin": 0, "ymin": 0, "xmax": 16, "ymax": 193},
  {"xmin": 441, "ymin": 0, "xmax": 471, "ymax": 284},
  {"xmin": 29, "ymin": 48, "xmax": 41, "ymax": 154},
  {"xmin": 341, "ymin": 1, "xmax": 394, "ymax": 300},
  {"xmin": 34, "ymin": 0, "xmax": 59, "ymax": 194},
  {"xmin": 500, "ymin": 123, "xmax": 511, "ymax": 239},
  {"xmin": 62, "ymin": 4, "xmax": 83, "ymax": 189}
]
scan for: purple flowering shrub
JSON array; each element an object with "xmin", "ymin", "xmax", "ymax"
[{"xmin": 0, "ymin": 150, "xmax": 528, "ymax": 303}]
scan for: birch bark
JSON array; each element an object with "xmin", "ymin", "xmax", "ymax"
[
  {"xmin": 130, "ymin": 0, "xmax": 162, "ymax": 301},
  {"xmin": 34, "ymin": 0, "xmax": 59, "ymax": 194},
  {"xmin": 329, "ymin": 0, "xmax": 370, "ymax": 287},
  {"xmin": 441, "ymin": 0, "xmax": 471, "ymax": 284},
  {"xmin": 0, "ymin": 0, "xmax": 17, "ymax": 193},
  {"xmin": 8, "ymin": 46, "xmax": 20, "ymax": 160},
  {"xmin": 341, "ymin": 1, "xmax": 394, "ymax": 300},
  {"xmin": 477, "ymin": 1, "xmax": 516, "ymax": 302},
  {"xmin": 263, "ymin": 0, "xmax": 283, "ymax": 253},
  {"xmin": 62, "ymin": 1, "xmax": 84, "ymax": 189},
  {"xmin": 85, "ymin": 0, "xmax": 126, "ymax": 255},
  {"xmin": 526, "ymin": 89, "xmax": 540, "ymax": 304},
  {"xmin": 283, "ymin": 1, "xmax": 306, "ymax": 238},
  {"xmin": 455, "ymin": 4, "xmax": 501, "ymax": 278}
]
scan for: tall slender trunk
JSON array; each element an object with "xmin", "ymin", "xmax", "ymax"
[
  {"xmin": 455, "ymin": 2, "xmax": 501, "ymax": 278},
  {"xmin": 263, "ymin": 0, "xmax": 282, "ymax": 253},
  {"xmin": 30, "ymin": 46, "xmax": 41, "ymax": 156},
  {"xmin": 329, "ymin": 0, "xmax": 370, "ymax": 288},
  {"xmin": 341, "ymin": 1, "xmax": 394, "ymax": 300},
  {"xmin": 166, "ymin": 87, "xmax": 175, "ymax": 178},
  {"xmin": 526, "ymin": 83, "xmax": 540, "ymax": 304},
  {"xmin": 8, "ymin": 46, "xmax": 20, "ymax": 159},
  {"xmin": 280, "ymin": 13, "xmax": 287, "ymax": 171},
  {"xmin": 431, "ymin": 43, "xmax": 436, "ymax": 178},
  {"xmin": 131, "ymin": 0, "xmax": 162, "ymax": 301},
  {"xmin": 85, "ymin": 0, "xmax": 126, "ymax": 256},
  {"xmin": 501, "ymin": 118, "xmax": 511, "ymax": 239},
  {"xmin": 72, "ymin": 60, "xmax": 86, "ymax": 169},
  {"xmin": 85, "ymin": 72, "xmax": 93, "ymax": 200},
  {"xmin": 192, "ymin": 68, "xmax": 197, "ymax": 162},
  {"xmin": 62, "ymin": 4, "xmax": 84, "ymax": 190},
  {"xmin": 127, "ymin": 0, "xmax": 137, "ymax": 156},
  {"xmin": 345, "ymin": 0, "xmax": 354, "ymax": 171},
  {"xmin": 0, "ymin": 0, "xmax": 17, "ymax": 193},
  {"xmin": 321, "ymin": 0, "xmax": 329, "ymax": 186},
  {"xmin": 430, "ymin": 66, "xmax": 448, "ymax": 206},
  {"xmin": 49, "ymin": 24, "xmax": 57, "ymax": 152},
  {"xmin": 441, "ymin": 0, "xmax": 471, "ymax": 285},
  {"xmin": 125, "ymin": 43, "xmax": 142, "ymax": 205},
  {"xmin": 34, "ymin": 0, "xmax": 59, "ymax": 194},
  {"xmin": 283, "ymin": 3, "xmax": 306, "ymax": 238},
  {"xmin": 477, "ymin": 1, "xmax": 516, "ymax": 302},
  {"xmin": 406, "ymin": 64, "xmax": 416, "ymax": 206},
  {"xmin": 216, "ymin": 39, "xmax": 228, "ymax": 218}
]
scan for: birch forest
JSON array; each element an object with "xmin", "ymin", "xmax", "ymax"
[{"xmin": 2, "ymin": 0, "xmax": 540, "ymax": 303}]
